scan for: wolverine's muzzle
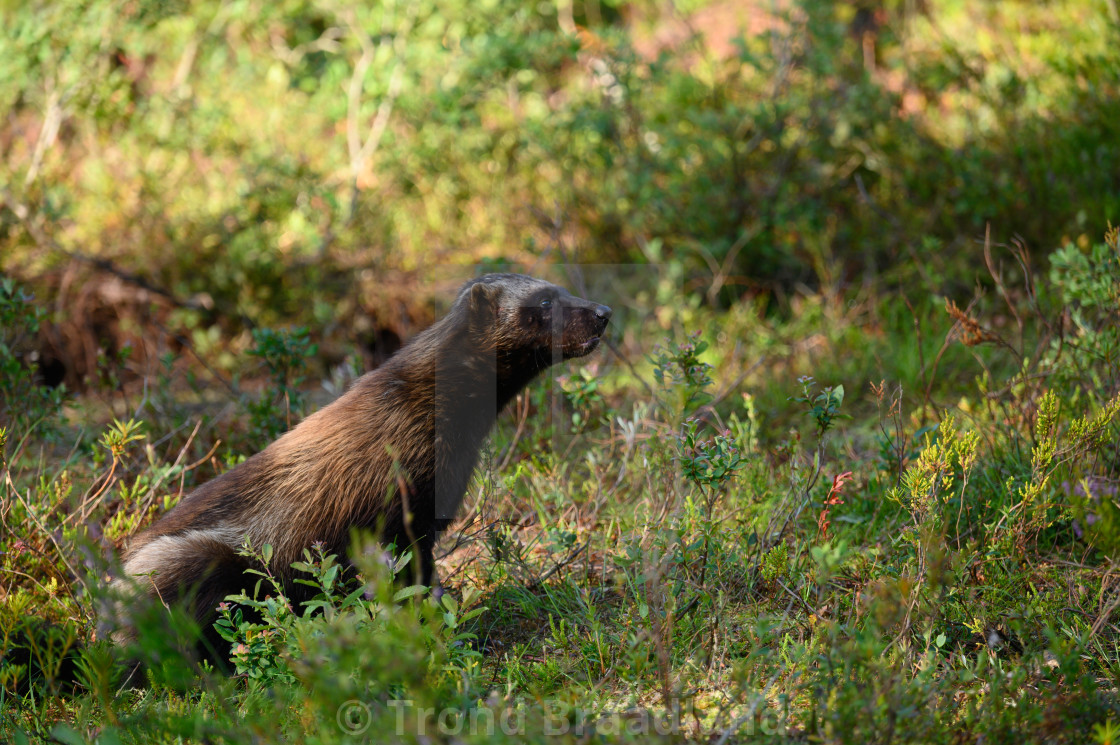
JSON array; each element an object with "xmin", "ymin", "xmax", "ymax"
[{"xmin": 562, "ymin": 302, "xmax": 611, "ymax": 358}]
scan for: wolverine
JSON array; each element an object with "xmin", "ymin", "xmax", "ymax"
[{"xmin": 113, "ymin": 273, "xmax": 610, "ymax": 660}]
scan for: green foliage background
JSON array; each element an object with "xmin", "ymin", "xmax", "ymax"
[{"xmin": 3, "ymin": 0, "xmax": 1118, "ymax": 335}]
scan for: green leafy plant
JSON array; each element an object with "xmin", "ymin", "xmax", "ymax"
[
  {"xmin": 790, "ymin": 376, "xmax": 849, "ymax": 439},
  {"xmin": 244, "ymin": 326, "xmax": 318, "ymax": 444},
  {"xmin": 561, "ymin": 368, "xmax": 605, "ymax": 434},
  {"xmin": 1047, "ymin": 226, "xmax": 1120, "ymax": 401},
  {"xmin": 1069, "ymin": 478, "xmax": 1120, "ymax": 562},
  {"xmin": 650, "ymin": 331, "xmax": 714, "ymax": 416},
  {"xmin": 679, "ymin": 420, "xmax": 744, "ymax": 493},
  {"xmin": 0, "ymin": 279, "xmax": 65, "ymax": 448},
  {"xmin": 213, "ymin": 538, "xmax": 485, "ymax": 693}
]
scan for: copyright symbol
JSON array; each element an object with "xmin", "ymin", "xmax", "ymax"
[{"xmin": 337, "ymin": 699, "xmax": 371, "ymax": 735}]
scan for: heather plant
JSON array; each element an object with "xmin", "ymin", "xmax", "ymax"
[
  {"xmin": 892, "ymin": 414, "xmax": 980, "ymax": 540},
  {"xmin": 1069, "ymin": 477, "xmax": 1120, "ymax": 562}
]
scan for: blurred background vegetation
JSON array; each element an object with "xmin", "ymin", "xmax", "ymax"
[{"xmin": 2, "ymin": 0, "xmax": 1117, "ymax": 390}]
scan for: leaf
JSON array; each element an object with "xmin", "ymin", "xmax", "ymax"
[
  {"xmin": 392, "ymin": 585, "xmax": 427, "ymax": 602},
  {"xmin": 48, "ymin": 725, "xmax": 85, "ymax": 745},
  {"xmin": 341, "ymin": 585, "xmax": 367, "ymax": 608},
  {"xmin": 95, "ymin": 729, "xmax": 123, "ymax": 745},
  {"xmin": 392, "ymin": 551, "xmax": 414, "ymax": 574}
]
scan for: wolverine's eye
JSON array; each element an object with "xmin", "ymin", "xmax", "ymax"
[{"xmin": 540, "ymin": 298, "xmax": 553, "ymax": 309}]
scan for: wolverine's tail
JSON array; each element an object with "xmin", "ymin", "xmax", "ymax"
[{"xmin": 118, "ymin": 530, "xmax": 258, "ymax": 670}]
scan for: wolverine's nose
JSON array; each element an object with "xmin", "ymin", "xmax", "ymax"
[{"xmin": 594, "ymin": 304, "xmax": 612, "ymax": 322}]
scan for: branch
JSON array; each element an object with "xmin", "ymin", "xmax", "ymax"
[
  {"xmin": 341, "ymin": 6, "xmax": 415, "ymax": 218},
  {"xmin": 1, "ymin": 190, "xmax": 214, "ymax": 315}
]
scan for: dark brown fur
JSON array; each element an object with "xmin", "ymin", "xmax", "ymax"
[{"xmin": 115, "ymin": 274, "xmax": 610, "ymax": 660}]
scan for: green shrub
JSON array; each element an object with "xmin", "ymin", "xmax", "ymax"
[
  {"xmin": 244, "ymin": 326, "xmax": 318, "ymax": 445},
  {"xmin": 0, "ymin": 279, "xmax": 65, "ymax": 447}
]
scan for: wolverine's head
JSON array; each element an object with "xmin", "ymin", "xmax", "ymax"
[{"xmin": 458, "ymin": 273, "xmax": 612, "ymax": 363}]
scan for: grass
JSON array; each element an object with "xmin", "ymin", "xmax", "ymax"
[{"xmin": 2, "ymin": 231, "xmax": 1120, "ymax": 743}]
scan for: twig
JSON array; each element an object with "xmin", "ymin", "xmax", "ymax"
[
  {"xmin": 605, "ymin": 336, "xmax": 653, "ymax": 397},
  {"xmin": 6, "ymin": 470, "xmax": 88, "ymax": 596},
  {"xmin": 134, "ymin": 421, "xmax": 220, "ymax": 519},
  {"xmin": 341, "ymin": 6, "xmax": 414, "ymax": 220},
  {"xmin": 270, "ymin": 25, "xmax": 344, "ymax": 66},
  {"xmin": 2, "ymin": 189, "xmax": 214, "ymax": 316},
  {"xmin": 73, "ymin": 458, "xmax": 118, "ymax": 527},
  {"xmin": 530, "ymin": 540, "xmax": 589, "ymax": 587},
  {"xmin": 497, "ymin": 393, "xmax": 531, "ymax": 470},
  {"xmin": 775, "ymin": 578, "xmax": 815, "ymax": 617},
  {"xmin": 1090, "ymin": 567, "xmax": 1120, "ymax": 638},
  {"xmin": 25, "ymin": 89, "xmax": 64, "ymax": 187}
]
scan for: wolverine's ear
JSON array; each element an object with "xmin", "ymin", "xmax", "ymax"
[{"xmin": 468, "ymin": 282, "xmax": 499, "ymax": 318}]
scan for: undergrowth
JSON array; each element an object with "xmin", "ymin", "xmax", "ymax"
[{"xmin": 2, "ymin": 231, "xmax": 1119, "ymax": 743}]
